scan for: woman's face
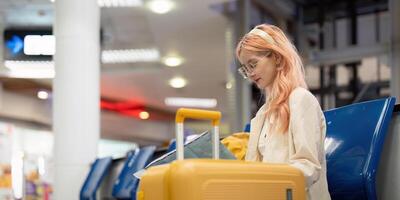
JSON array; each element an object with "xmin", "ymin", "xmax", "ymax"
[{"xmin": 238, "ymin": 49, "xmax": 279, "ymax": 90}]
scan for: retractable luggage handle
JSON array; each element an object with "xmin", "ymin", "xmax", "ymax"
[{"xmin": 175, "ymin": 108, "xmax": 221, "ymax": 160}]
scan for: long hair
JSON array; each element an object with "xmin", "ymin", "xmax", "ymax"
[{"xmin": 236, "ymin": 24, "xmax": 307, "ymax": 134}]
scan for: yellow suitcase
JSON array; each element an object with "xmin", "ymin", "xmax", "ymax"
[{"xmin": 137, "ymin": 108, "xmax": 306, "ymax": 200}]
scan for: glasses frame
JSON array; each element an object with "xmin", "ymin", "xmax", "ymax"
[{"xmin": 237, "ymin": 51, "xmax": 272, "ymax": 79}]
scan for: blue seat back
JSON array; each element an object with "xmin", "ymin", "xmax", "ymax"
[
  {"xmin": 80, "ymin": 157, "xmax": 113, "ymax": 200},
  {"xmin": 167, "ymin": 139, "xmax": 177, "ymax": 153},
  {"xmin": 168, "ymin": 136, "xmax": 195, "ymax": 153},
  {"xmin": 112, "ymin": 146, "xmax": 156, "ymax": 200},
  {"xmin": 324, "ymin": 97, "xmax": 395, "ymax": 200},
  {"xmin": 244, "ymin": 123, "xmax": 251, "ymax": 132}
]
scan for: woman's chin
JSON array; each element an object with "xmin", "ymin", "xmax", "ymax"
[
  {"xmin": 255, "ymin": 83, "xmax": 265, "ymax": 89},
  {"xmin": 255, "ymin": 82, "xmax": 271, "ymax": 91},
  {"xmin": 254, "ymin": 80, "xmax": 264, "ymax": 88}
]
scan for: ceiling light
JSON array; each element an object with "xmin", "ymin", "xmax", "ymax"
[
  {"xmin": 165, "ymin": 97, "xmax": 217, "ymax": 108},
  {"xmin": 225, "ymin": 82, "xmax": 232, "ymax": 89},
  {"xmin": 4, "ymin": 60, "xmax": 55, "ymax": 79},
  {"xmin": 101, "ymin": 48, "xmax": 160, "ymax": 63},
  {"xmin": 3, "ymin": 47, "xmax": 159, "ymax": 78},
  {"xmin": 148, "ymin": 0, "xmax": 174, "ymax": 14},
  {"xmin": 50, "ymin": 0, "xmax": 143, "ymax": 7},
  {"xmin": 98, "ymin": 0, "xmax": 143, "ymax": 7},
  {"xmin": 139, "ymin": 111, "xmax": 150, "ymax": 120},
  {"xmin": 163, "ymin": 56, "xmax": 183, "ymax": 67},
  {"xmin": 169, "ymin": 77, "xmax": 187, "ymax": 88},
  {"xmin": 37, "ymin": 90, "xmax": 49, "ymax": 100}
]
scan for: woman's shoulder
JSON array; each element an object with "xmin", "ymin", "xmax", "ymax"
[
  {"xmin": 254, "ymin": 103, "xmax": 267, "ymax": 116},
  {"xmin": 289, "ymin": 87, "xmax": 320, "ymax": 108}
]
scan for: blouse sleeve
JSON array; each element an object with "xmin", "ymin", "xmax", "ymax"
[{"xmin": 288, "ymin": 90, "xmax": 325, "ymax": 188}]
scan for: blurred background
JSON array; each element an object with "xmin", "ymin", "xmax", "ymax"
[{"xmin": 0, "ymin": 0, "xmax": 398, "ymax": 199}]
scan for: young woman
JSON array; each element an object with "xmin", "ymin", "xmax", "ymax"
[{"xmin": 236, "ymin": 24, "xmax": 331, "ymax": 200}]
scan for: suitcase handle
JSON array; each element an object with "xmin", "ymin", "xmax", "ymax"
[{"xmin": 175, "ymin": 108, "xmax": 222, "ymax": 160}]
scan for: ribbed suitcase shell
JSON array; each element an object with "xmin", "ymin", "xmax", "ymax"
[{"xmin": 137, "ymin": 159, "xmax": 306, "ymax": 200}]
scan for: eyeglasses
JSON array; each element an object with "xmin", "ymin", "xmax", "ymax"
[{"xmin": 237, "ymin": 51, "xmax": 271, "ymax": 79}]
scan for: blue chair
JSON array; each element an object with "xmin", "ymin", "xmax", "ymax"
[
  {"xmin": 244, "ymin": 123, "xmax": 251, "ymax": 132},
  {"xmin": 167, "ymin": 136, "xmax": 193, "ymax": 153},
  {"xmin": 324, "ymin": 97, "xmax": 396, "ymax": 200},
  {"xmin": 167, "ymin": 139, "xmax": 177, "ymax": 153},
  {"xmin": 80, "ymin": 157, "xmax": 113, "ymax": 200},
  {"xmin": 112, "ymin": 146, "xmax": 156, "ymax": 200}
]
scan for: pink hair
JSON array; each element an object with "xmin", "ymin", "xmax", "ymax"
[{"xmin": 236, "ymin": 24, "xmax": 308, "ymax": 134}]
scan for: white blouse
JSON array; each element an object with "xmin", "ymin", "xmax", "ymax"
[
  {"xmin": 246, "ymin": 87, "xmax": 331, "ymax": 200},
  {"xmin": 257, "ymin": 120, "xmax": 267, "ymax": 157}
]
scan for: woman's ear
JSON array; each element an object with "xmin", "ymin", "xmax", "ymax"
[
  {"xmin": 275, "ymin": 54, "xmax": 283, "ymax": 70},
  {"xmin": 275, "ymin": 54, "xmax": 282, "ymax": 65}
]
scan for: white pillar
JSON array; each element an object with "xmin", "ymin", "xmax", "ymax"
[
  {"xmin": 390, "ymin": 0, "xmax": 400, "ymax": 99},
  {"xmin": 228, "ymin": 0, "xmax": 252, "ymax": 132},
  {"xmin": 53, "ymin": 0, "xmax": 100, "ymax": 199}
]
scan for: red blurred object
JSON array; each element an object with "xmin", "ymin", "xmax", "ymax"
[
  {"xmin": 100, "ymin": 99, "xmax": 174, "ymax": 121},
  {"xmin": 101, "ymin": 99, "xmax": 145, "ymax": 119}
]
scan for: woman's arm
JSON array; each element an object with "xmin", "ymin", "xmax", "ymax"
[{"xmin": 288, "ymin": 89, "xmax": 325, "ymax": 188}]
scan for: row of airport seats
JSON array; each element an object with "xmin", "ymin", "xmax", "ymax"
[
  {"xmin": 81, "ymin": 97, "xmax": 397, "ymax": 200},
  {"xmin": 80, "ymin": 135, "xmax": 188, "ymax": 200},
  {"xmin": 80, "ymin": 146, "xmax": 159, "ymax": 200}
]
